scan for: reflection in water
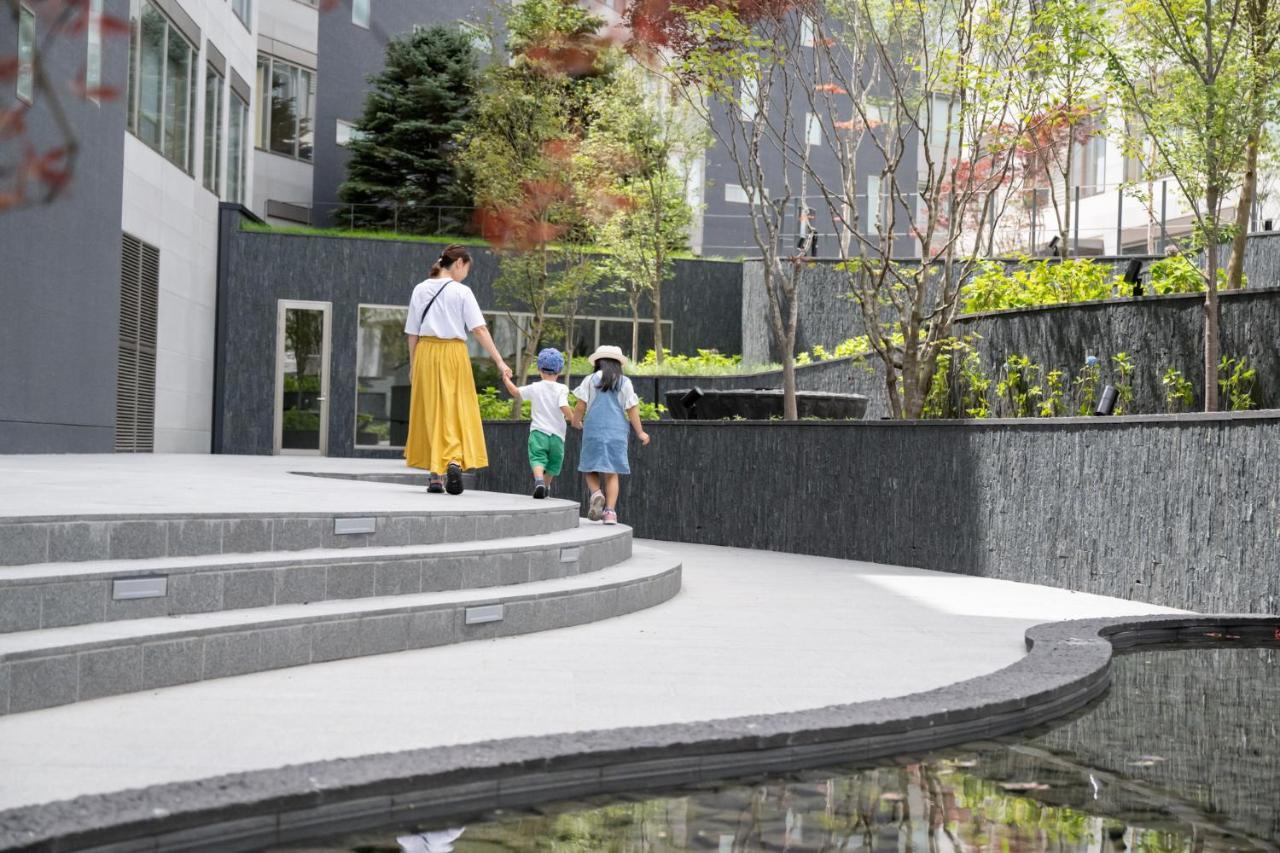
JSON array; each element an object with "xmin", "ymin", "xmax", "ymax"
[{"xmin": 276, "ymin": 645, "xmax": 1279, "ymax": 852}]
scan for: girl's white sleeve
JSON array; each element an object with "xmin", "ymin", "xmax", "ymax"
[
  {"xmin": 623, "ymin": 378, "xmax": 640, "ymax": 409},
  {"xmin": 573, "ymin": 376, "xmax": 593, "ymax": 405}
]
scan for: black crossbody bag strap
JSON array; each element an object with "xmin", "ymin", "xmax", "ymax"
[{"xmin": 417, "ymin": 280, "xmax": 451, "ymax": 331}]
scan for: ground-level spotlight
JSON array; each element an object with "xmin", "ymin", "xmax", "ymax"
[{"xmin": 1095, "ymin": 385, "xmax": 1118, "ymax": 416}]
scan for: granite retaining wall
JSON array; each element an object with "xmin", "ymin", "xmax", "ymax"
[{"xmin": 479, "ymin": 413, "xmax": 1280, "ymax": 613}]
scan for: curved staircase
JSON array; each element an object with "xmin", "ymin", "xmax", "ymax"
[{"xmin": 0, "ymin": 483, "xmax": 681, "ymax": 716}]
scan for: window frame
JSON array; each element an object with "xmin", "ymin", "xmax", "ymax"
[
  {"xmin": 203, "ymin": 62, "xmax": 224, "ymax": 195},
  {"xmin": 227, "ymin": 89, "xmax": 249, "ymax": 205},
  {"xmin": 351, "ymin": 0, "xmax": 370, "ymax": 28},
  {"xmin": 17, "ymin": 5, "xmax": 35, "ymax": 105},
  {"xmin": 124, "ymin": 0, "xmax": 198, "ymax": 173},
  {"xmin": 86, "ymin": 0, "xmax": 104, "ymax": 101},
  {"xmin": 255, "ymin": 53, "xmax": 315, "ymax": 162}
]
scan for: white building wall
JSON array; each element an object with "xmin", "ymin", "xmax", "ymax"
[{"xmin": 123, "ymin": 0, "xmax": 257, "ymax": 452}]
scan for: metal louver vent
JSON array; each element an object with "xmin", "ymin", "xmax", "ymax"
[{"xmin": 116, "ymin": 233, "xmax": 159, "ymax": 452}]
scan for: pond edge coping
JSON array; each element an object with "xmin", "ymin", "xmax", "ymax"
[{"xmin": 0, "ymin": 613, "xmax": 1276, "ymax": 852}]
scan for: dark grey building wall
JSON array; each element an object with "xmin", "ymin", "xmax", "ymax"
[
  {"xmin": 214, "ymin": 219, "xmax": 741, "ymax": 454},
  {"xmin": 478, "ymin": 413, "xmax": 1280, "ymax": 614},
  {"xmin": 0, "ymin": 0, "xmax": 129, "ymax": 452},
  {"xmin": 312, "ymin": 0, "xmax": 490, "ymax": 222}
]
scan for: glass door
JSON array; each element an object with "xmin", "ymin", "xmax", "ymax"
[{"xmin": 274, "ymin": 300, "xmax": 332, "ymax": 455}]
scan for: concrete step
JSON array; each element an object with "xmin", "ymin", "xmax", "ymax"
[
  {"xmin": 0, "ymin": 496, "xmax": 580, "ymax": 567},
  {"xmin": 0, "ymin": 523, "xmax": 631, "ymax": 633},
  {"xmin": 0, "ymin": 545, "xmax": 681, "ymax": 716}
]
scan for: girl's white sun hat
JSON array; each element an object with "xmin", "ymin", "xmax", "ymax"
[{"xmin": 586, "ymin": 345, "xmax": 629, "ymax": 367}]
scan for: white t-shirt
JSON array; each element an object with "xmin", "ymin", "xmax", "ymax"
[
  {"xmin": 403, "ymin": 277, "xmax": 486, "ymax": 340},
  {"xmin": 573, "ymin": 372, "xmax": 640, "ymax": 412},
  {"xmin": 518, "ymin": 379, "xmax": 570, "ymax": 439}
]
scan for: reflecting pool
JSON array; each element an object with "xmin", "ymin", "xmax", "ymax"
[{"xmin": 275, "ymin": 644, "xmax": 1280, "ymax": 852}]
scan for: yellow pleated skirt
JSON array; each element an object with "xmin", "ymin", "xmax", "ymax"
[{"xmin": 404, "ymin": 337, "xmax": 488, "ymax": 473}]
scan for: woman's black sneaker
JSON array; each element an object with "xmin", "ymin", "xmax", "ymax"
[
  {"xmin": 427, "ymin": 479, "xmax": 444, "ymax": 494},
  {"xmin": 532, "ymin": 482, "xmax": 547, "ymax": 499},
  {"xmin": 445, "ymin": 463, "xmax": 464, "ymax": 495}
]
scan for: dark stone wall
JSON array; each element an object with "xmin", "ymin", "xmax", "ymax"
[
  {"xmin": 953, "ymin": 287, "xmax": 1280, "ymax": 413},
  {"xmin": 478, "ymin": 413, "xmax": 1280, "ymax": 613},
  {"xmin": 745, "ymin": 257, "xmax": 1280, "ymax": 416},
  {"xmin": 214, "ymin": 219, "xmax": 742, "ymax": 454}
]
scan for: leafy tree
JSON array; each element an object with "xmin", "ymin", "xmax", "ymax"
[
  {"xmin": 337, "ymin": 26, "xmax": 479, "ymax": 234},
  {"xmin": 460, "ymin": 0, "xmax": 618, "ymax": 383},
  {"xmin": 1108, "ymin": 0, "xmax": 1253, "ymax": 409},
  {"xmin": 586, "ymin": 64, "xmax": 705, "ymax": 362}
]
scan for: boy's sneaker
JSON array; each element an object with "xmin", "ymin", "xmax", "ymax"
[
  {"xmin": 588, "ymin": 491, "xmax": 605, "ymax": 521},
  {"xmin": 427, "ymin": 479, "xmax": 444, "ymax": 494},
  {"xmin": 602, "ymin": 509, "xmax": 618, "ymax": 525},
  {"xmin": 445, "ymin": 462, "xmax": 464, "ymax": 495},
  {"xmin": 532, "ymin": 481, "xmax": 547, "ymax": 499}
]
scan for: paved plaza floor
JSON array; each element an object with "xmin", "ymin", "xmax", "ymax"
[{"xmin": 0, "ymin": 450, "xmax": 1180, "ymax": 814}]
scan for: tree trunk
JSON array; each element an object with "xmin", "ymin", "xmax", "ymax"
[
  {"xmin": 629, "ymin": 292, "xmax": 641, "ymax": 362},
  {"xmin": 781, "ymin": 353, "xmax": 798, "ymax": 420},
  {"xmin": 1226, "ymin": 130, "xmax": 1259, "ymax": 290},
  {"xmin": 652, "ymin": 270, "xmax": 665, "ymax": 365},
  {"xmin": 1204, "ymin": 213, "xmax": 1222, "ymax": 411}
]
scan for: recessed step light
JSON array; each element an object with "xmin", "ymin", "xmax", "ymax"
[
  {"xmin": 464, "ymin": 604, "xmax": 504, "ymax": 625},
  {"xmin": 333, "ymin": 517, "xmax": 376, "ymax": 535},
  {"xmin": 112, "ymin": 577, "xmax": 168, "ymax": 600}
]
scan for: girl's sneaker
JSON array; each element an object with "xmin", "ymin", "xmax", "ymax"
[
  {"xmin": 588, "ymin": 491, "xmax": 605, "ymax": 521},
  {"xmin": 602, "ymin": 509, "xmax": 618, "ymax": 525},
  {"xmin": 532, "ymin": 481, "xmax": 547, "ymax": 499}
]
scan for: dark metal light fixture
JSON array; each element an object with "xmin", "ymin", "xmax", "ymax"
[
  {"xmin": 1123, "ymin": 258, "xmax": 1144, "ymax": 296},
  {"xmin": 681, "ymin": 387, "xmax": 704, "ymax": 419},
  {"xmin": 1095, "ymin": 385, "xmax": 1118, "ymax": 416}
]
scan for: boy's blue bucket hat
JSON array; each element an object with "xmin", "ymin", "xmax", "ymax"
[{"xmin": 536, "ymin": 348, "xmax": 565, "ymax": 373}]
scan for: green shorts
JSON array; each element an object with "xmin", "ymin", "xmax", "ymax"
[{"xmin": 527, "ymin": 430, "xmax": 565, "ymax": 476}]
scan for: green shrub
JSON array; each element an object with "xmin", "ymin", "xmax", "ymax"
[
  {"xmin": 1218, "ymin": 356, "xmax": 1257, "ymax": 411},
  {"xmin": 962, "ymin": 257, "xmax": 1122, "ymax": 313},
  {"xmin": 1162, "ymin": 367, "xmax": 1195, "ymax": 413}
]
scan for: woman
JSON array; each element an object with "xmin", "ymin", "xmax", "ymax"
[{"xmin": 404, "ymin": 245, "xmax": 511, "ymax": 494}]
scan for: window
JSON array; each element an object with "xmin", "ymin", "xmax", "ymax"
[
  {"xmin": 724, "ymin": 183, "xmax": 750, "ymax": 204},
  {"xmin": 355, "ymin": 306, "xmax": 410, "ymax": 447},
  {"xmin": 17, "ymin": 6, "xmax": 35, "ymax": 104},
  {"xmin": 125, "ymin": 0, "xmax": 197, "ymax": 171},
  {"xmin": 459, "ymin": 21, "xmax": 490, "ymax": 54},
  {"xmin": 799, "ymin": 15, "xmax": 814, "ymax": 47},
  {"xmin": 1072, "ymin": 127, "xmax": 1107, "ymax": 198},
  {"xmin": 738, "ymin": 77, "xmax": 758, "ymax": 122},
  {"xmin": 232, "ymin": 0, "xmax": 250, "ymax": 27},
  {"xmin": 227, "ymin": 91, "xmax": 248, "ymax": 204},
  {"xmin": 335, "ymin": 118, "xmax": 365, "ymax": 147},
  {"xmin": 256, "ymin": 55, "xmax": 314, "ymax": 161},
  {"xmin": 86, "ymin": 0, "xmax": 103, "ymax": 98},
  {"xmin": 203, "ymin": 65, "xmax": 224, "ymax": 194},
  {"xmin": 805, "ymin": 112, "xmax": 822, "ymax": 147},
  {"xmin": 866, "ymin": 174, "xmax": 881, "ymax": 233},
  {"xmin": 352, "ymin": 0, "xmax": 369, "ymax": 27}
]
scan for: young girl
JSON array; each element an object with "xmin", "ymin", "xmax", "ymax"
[{"xmin": 572, "ymin": 345, "xmax": 650, "ymax": 525}]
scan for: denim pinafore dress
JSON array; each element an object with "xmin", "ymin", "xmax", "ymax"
[{"xmin": 579, "ymin": 375, "xmax": 632, "ymax": 475}]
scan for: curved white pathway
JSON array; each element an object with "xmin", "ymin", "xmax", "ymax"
[{"xmin": 0, "ymin": 540, "xmax": 1178, "ymax": 811}]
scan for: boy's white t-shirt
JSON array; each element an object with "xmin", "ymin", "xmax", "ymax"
[
  {"xmin": 573, "ymin": 372, "xmax": 640, "ymax": 412},
  {"xmin": 518, "ymin": 380, "xmax": 570, "ymax": 439},
  {"xmin": 403, "ymin": 277, "xmax": 486, "ymax": 341}
]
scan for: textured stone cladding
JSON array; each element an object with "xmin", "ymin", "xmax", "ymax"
[
  {"xmin": 214, "ymin": 212, "xmax": 742, "ymax": 454},
  {"xmin": 743, "ymin": 258, "xmax": 1280, "ymax": 415},
  {"xmin": 480, "ymin": 415, "xmax": 1280, "ymax": 614}
]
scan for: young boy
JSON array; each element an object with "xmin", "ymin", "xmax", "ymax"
[{"xmin": 501, "ymin": 348, "xmax": 573, "ymax": 499}]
